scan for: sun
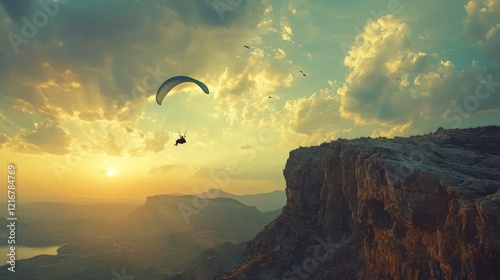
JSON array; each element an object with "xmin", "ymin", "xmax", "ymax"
[{"xmin": 107, "ymin": 169, "xmax": 115, "ymax": 177}]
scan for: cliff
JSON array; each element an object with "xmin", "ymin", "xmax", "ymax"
[{"xmin": 222, "ymin": 126, "xmax": 500, "ymax": 280}]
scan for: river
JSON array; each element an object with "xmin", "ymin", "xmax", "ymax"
[{"xmin": 1, "ymin": 244, "xmax": 66, "ymax": 264}]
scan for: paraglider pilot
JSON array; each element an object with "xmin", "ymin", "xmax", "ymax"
[{"xmin": 175, "ymin": 132, "xmax": 187, "ymax": 146}]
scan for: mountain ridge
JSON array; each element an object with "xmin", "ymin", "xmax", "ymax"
[{"xmin": 223, "ymin": 126, "xmax": 500, "ymax": 279}]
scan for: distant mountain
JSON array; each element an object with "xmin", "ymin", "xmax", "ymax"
[
  {"xmin": 124, "ymin": 195, "xmax": 274, "ymax": 246},
  {"xmin": 200, "ymin": 189, "xmax": 286, "ymax": 212},
  {"xmin": 0, "ymin": 194, "xmax": 277, "ymax": 280},
  {"xmin": 19, "ymin": 195, "xmax": 143, "ymax": 204},
  {"xmin": 263, "ymin": 208, "xmax": 282, "ymax": 220},
  {"xmin": 0, "ymin": 202, "xmax": 140, "ymax": 220}
]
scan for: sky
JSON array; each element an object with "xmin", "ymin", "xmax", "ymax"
[{"xmin": 0, "ymin": 0, "xmax": 499, "ymax": 200}]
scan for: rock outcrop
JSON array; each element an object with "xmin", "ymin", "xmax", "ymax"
[{"xmin": 223, "ymin": 126, "xmax": 500, "ymax": 280}]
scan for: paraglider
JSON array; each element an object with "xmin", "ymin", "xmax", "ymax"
[
  {"xmin": 243, "ymin": 45, "xmax": 250, "ymax": 49},
  {"xmin": 156, "ymin": 76, "xmax": 209, "ymax": 146},
  {"xmin": 174, "ymin": 132, "xmax": 187, "ymax": 146},
  {"xmin": 156, "ymin": 76, "xmax": 209, "ymax": 105},
  {"xmin": 300, "ymin": 70, "xmax": 306, "ymax": 77}
]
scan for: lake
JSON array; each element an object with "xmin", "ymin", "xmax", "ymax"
[{"xmin": 0, "ymin": 245, "xmax": 65, "ymax": 264}]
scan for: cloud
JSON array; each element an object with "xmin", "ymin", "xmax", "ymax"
[
  {"xmin": 277, "ymin": 88, "xmax": 358, "ymax": 146},
  {"xmin": 262, "ymin": 6, "xmax": 500, "ymax": 145},
  {"xmin": 191, "ymin": 166, "xmax": 215, "ymax": 177},
  {"xmin": 285, "ymin": 90, "xmax": 340, "ymax": 135},
  {"xmin": 255, "ymin": 5, "xmax": 276, "ymax": 34},
  {"xmin": 0, "ymin": 0, "xmax": 276, "ymax": 157},
  {"xmin": 337, "ymin": 15, "xmax": 500, "ymax": 136},
  {"xmin": 54, "ymin": 121, "xmax": 173, "ymax": 157},
  {"xmin": 0, "ymin": 133, "xmax": 8, "ymax": 148},
  {"xmin": 189, "ymin": 127, "xmax": 216, "ymax": 149},
  {"xmin": 78, "ymin": 111, "xmax": 102, "ymax": 122},
  {"xmin": 465, "ymin": 0, "xmax": 500, "ymax": 63},
  {"xmin": 237, "ymin": 143, "xmax": 253, "ymax": 150},
  {"xmin": 11, "ymin": 120, "xmax": 73, "ymax": 155},
  {"xmin": 3, "ymin": 0, "xmax": 498, "ymax": 157},
  {"xmin": 0, "ymin": 0, "xmax": 268, "ymax": 126},
  {"xmin": 75, "ymin": 121, "xmax": 118, "ymax": 154},
  {"xmin": 190, "ymin": 165, "xmax": 238, "ymax": 179},
  {"xmin": 0, "ymin": 0, "xmax": 32, "ymax": 21},
  {"xmin": 69, "ymin": 121, "xmax": 147, "ymax": 157},
  {"xmin": 143, "ymin": 131, "xmax": 170, "ymax": 153},
  {"xmin": 104, "ymin": 132, "xmax": 121, "ymax": 157},
  {"xmin": 280, "ymin": 19, "xmax": 294, "ymax": 42},
  {"xmin": 274, "ymin": 48, "xmax": 286, "ymax": 59},
  {"xmin": 211, "ymin": 47, "xmax": 294, "ymax": 126},
  {"xmin": 149, "ymin": 164, "xmax": 176, "ymax": 174}
]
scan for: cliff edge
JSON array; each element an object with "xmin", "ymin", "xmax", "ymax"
[{"xmin": 223, "ymin": 126, "xmax": 500, "ymax": 280}]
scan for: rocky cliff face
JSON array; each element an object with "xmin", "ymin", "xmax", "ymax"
[{"xmin": 223, "ymin": 126, "xmax": 500, "ymax": 280}]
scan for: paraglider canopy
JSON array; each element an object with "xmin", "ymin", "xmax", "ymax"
[{"xmin": 156, "ymin": 76, "xmax": 209, "ymax": 105}]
